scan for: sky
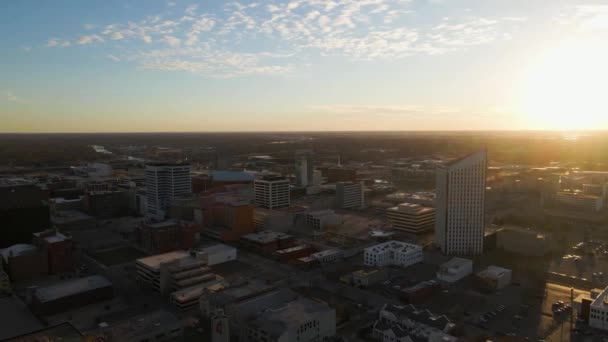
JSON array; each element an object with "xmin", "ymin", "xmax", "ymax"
[{"xmin": 1, "ymin": 0, "xmax": 608, "ymax": 132}]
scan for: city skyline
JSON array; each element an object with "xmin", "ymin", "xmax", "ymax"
[{"xmin": 2, "ymin": 0, "xmax": 608, "ymax": 132}]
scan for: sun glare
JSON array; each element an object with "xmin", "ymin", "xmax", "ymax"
[{"xmin": 520, "ymin": 39, "xmax": 608, "ymax": 130}]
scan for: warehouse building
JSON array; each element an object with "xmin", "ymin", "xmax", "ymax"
[
  {"xmin": 195, "ymin": 244, "xmax": 237, "ymax": 266},
  {"xmin": 436, "ymin": 258, "xmax": 473, "ymax": 283},
  {"xmin": 30, "ymin": 275, "xmax": 113, "ymax": 315},
  {"xmin": 475, "ymin": 266, "xmax": 512, "ymax": 291}
]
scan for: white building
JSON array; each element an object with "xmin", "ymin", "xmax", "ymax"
[
  {"xmin": 145, "ymin": 163, "xmax": 192, "ymax": 221},
  {"xmin": 435, "ymin": 150, "xmax": 487, "ymax": 255},
  {"xmin": 386, "ymin": 203, "xmax": 435, "ymax": 234},
  {"xmin": 476, "ymin": 266, "xmax": 512, "ymax": 290},
  {"xmin": 295, "ymin": 150, "xmax": 314, "ymax": 188},
  {"xmin": 590, "ymin": 286, "xmax": 608, "ymax": 331},
  {"xmin": 436, "ymin": 257, "xmax": 473, "ymax": 283},
  {"xmin": 254, "ymin": 175, "xmax": 290, "ymax": 209},
  {"xmin": 304, "ymin": 210, "xmax": 342, "ymax": 231},
  {"xmin": 196, "ymin": 244, "xmax": 237, "ymax": 266},
  {"xmin": 310, "ymin": 249, "xmax": 343, "ymax": 264},
  {"xmin": 336, "ymin": 182, "xmax": 364, "ymax": 209},
  {"xmin": 364, "ymin": 241, "xmax": 423, "ymax": 268}
]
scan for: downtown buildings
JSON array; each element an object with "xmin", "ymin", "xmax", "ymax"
[
  {"xmin": 294, "ymin": 150, "xmax": 314, "ymax": 188},
  {"xmin": 435, "ymin": 150, "xmax": 487, "ymax": 255}
]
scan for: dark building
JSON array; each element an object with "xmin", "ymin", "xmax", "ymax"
[
  {"xmin": 0, "ymin": 180, "xmax": 50, "ymax": 248},
  {"xmin": 1, "ymin": 244, "xmax": 48, "ymax": 282},
  {"xmin": 324, "ymin": 167, "xmax": 357, "ymax": 183},
  {"xmin": 138, "ymin": 220, "xmax": 200, "ymax": 253},
  {"xmin": 29, "ymin": 275, "xmax": 113, "ymax": 315},
  {"xmin": 33, "ymin": 230, "xmax": 73, "ymax": 274},
  {"xmin": 82, "ymin": 190, "xmax": 129, "ymax": 218}
]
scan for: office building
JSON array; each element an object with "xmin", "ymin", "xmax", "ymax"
[
  {"xmin": 295, "ymin": 150, "xmax": 315, "ymax": 188},
  {"xmin": 497, "ymin": 226, "xmax": 551, "ymax": 256},
  {"xmin": 201, "ymin": 196, "xmax": 255, "ymax": 242},
  {"xmin": 364, "ymin": 241, "xmax": 423, "ymax": 268},
  {"xmin": 589, "ymin": 286, "xmax": 608, "ymax": 331},
  {"xmin": 30, "ymin": 275, "xmax": 113, "ymax": 315},
  {"xmin": 145, "ymin": 163, "xmax": 192, "ymax": 221},
  {"xmin": 386, "ymin": 203, "xmax": 435, "ymax": 234},
  {"xmin": 138, "ymin": 220, "xmax": 199, "ymax": 254},
  {"xmin": 309, "ymin": 248, "xmax": 343, "ymax": 264},
  {"xmin": 436, "ymin": 257, "xmax": 473, "ymax": 283},
  {"xmin": 542, "ymin": 190, "xmax": 603, "ymax": 212},
  {"xmin": 336, "ymin": 182, "xmax": 364, "ymax": 209},
  {"xmin": 0, "ymin": 179, "xmax": 50, "ymax": 248},
  {"xmin": 171, "ymin": 278, "xmax": 225, "ymax": 312},
  {"xmin": 435, "ymin": 150, "xmax": 487, "ymax": 255},
  {"xmin": 32, "ymin": 229, "xmax": 73, "ymax": 274},
  {"xmin": 254, "ymin": 175, "xmax": 290, "ymax": 209}
]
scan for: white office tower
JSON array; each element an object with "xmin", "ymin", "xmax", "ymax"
[
  {"xmin": 336, "ymin": 182, "xmax": 364, "ymax": 209},
  {"xmin": 145, "ymin": 163, "xmax": 192, "ymax": 221},
  {"xmin": 295, "ymin": 150, "xmax": 314, "ymax": 187},
  {"xmin": 254, "ymin": 175, "xmax": 290, "ymax": 209},
  {"xmin": 435, "ymin": 150, "xmax": 487, "ymax": 255},
  {"xmin": 211, "ymin": 309, "xmax": 230, "ymax": 342}
]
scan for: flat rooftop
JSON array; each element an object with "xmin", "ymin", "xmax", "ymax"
[
  {"xmin": 310, "ymin": 248, "xmax": 343, "ymax": 259},
  {"xmin": 96, "ymin": 310, "xmax": 181, "ymax": 340},
  {"xmin": 136, "ymin": 250, "xmax": 190, "ymax": 270},
  {"xmin": 242, "ymin": 230, "xmax": 292, "ymax": 244},
  {"xmin": 35, "ymin": 275, "xmax": 112, "ymax": 303},
  {"xmin": 365, "ymin": 240, "xmax": 422, "ymax": 254},
  {"xmin": 198, "ymin": 243, "xmax": 236, "ymax": 255},
  {"xmin": 0, "ymin": 296, "xmax": 44, "ymax": 340},
  {"xmin": 477, "ymin": 266, "xmax": 511, "ymax": 279},
  {"xmin": 388, "ymin": 203, "xmax": 435, "ymax": 214}
]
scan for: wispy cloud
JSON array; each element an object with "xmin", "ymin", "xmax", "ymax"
[
  {"xmin": 107, "ymin": 54, "xmax": 121, "ymax": 62},
  {"xmin": 77, "ymin": 35, "xmax": 104, "ymax": 45},
  {"xmin": 4, "ymin": 90, "xmax": 26, "ymax": 103},
  {"xmin": 44, "ymin": 0, "xmax": 525, "ymax": 77}
]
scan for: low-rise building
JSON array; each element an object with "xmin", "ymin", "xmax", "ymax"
[
  {"xmin": 274, "ymin": 245, "xmax": 314, "ymax": 262},
  {"xmin": 303, "ymin": 210, "xmax": 342, "ymax": 231},
  {"xmin": 171, "ymin": 279, "xmax": 225, "ymax": 311},
  {"xmin": 475, "ymin": 266, "xmax": 512, "ymax": 291},
  {"xmin": 240, "ymin": 231, "xmax": 295, "ymax": 255},
  {"xmin": 83, "ymin": 190, "xmax": 130, "ymax": 218},
  {"xmin": 352, "ymin": 269, "xmax": 388, "ymax": 288},
  {"xmin": 399, "ymin": 280, "xmax": 442, "ymax": 304},
  {"xmin": 30, "ymin": 275, "xmax": 113, "ymax": 315},
  {"xmin": 590, "ymin": 286, "xmax": 608, "ymax": 331},
  {"xmin": 1, "ymin": 244, "xmax": 48, "ymax": 281},
  {"xmin": 436, "ymin": 257, "xmax": 473, "ymax": 283},
  {"xmin": 497, "ymin": 226, "xmax": 551, "ymax": 256},
  {"xmin": 386, "ymin": 203, "xmax": 435, "ymax": 234},
  {"xmin": 92, "ymin": 310, "xmax": 183, "ymax": 342},
  {"xmin": 542, "ymin": 190, "xmax": 604, "ymax": 212},
  {"xmin": 232, "ymin": 289, "xmax": 336, "ymax": 342},
  {"xmin": 51, "ymin": 210, "xmax": 95, "ymax": 231},
  {"xmin": 309, "ymin": 248, "xmax": 343, "ymax": 264},
  {"xmin": 374, "ymin": 304, "xmax": 457, "ymax": 342},
  {"xmin": 364, "ymin": 241, "xmax": 423, "ymax": 268},
  {"xmin": 196, "ymin": 244, "xmax": 237, "ymax": 266},
  {"xmin": 199, "ymin": 279, "xmax": 275, "ymax": 318}
]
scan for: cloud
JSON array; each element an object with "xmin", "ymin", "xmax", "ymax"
[
  {"xmin": 163, "ymin": 35, "xmax": 181, "ymax": 46},
  {"xmin": 185, "ymin": 4, "xmax": 198, "ymax": 16},
  {"xmin": 46, "ymin": 38, "xmax": 71, "ymax": 47},
  {"xmin": 84, "ymin": 23, "xmax": 96, "ymax": 30},
  {"xmin": 44, "ymin": 0, "xmax": 524, "ymax": 77},
  {"xmin": 21, "ymin": 46, "xmax": 32, "ymax": 52},
  {"xmin": 77, "ymin": 35, "xmax": 104, "ymax": 45},
  {"xmin": 4, "ymin": 90, "xmax": 26, "ymax": 103},
  {"xmin": 107, "ymin": 54, "xmax": 121, "ymax": 62}
]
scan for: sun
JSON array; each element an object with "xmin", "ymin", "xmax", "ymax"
[{"xmin": 519, "ymin": 38, "xmax": 608, "ymax": 130}]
